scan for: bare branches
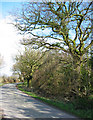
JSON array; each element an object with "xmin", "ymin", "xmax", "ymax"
[{"xmin": 14, "ymin": 1, "xmax": 93, "ymax": 63}]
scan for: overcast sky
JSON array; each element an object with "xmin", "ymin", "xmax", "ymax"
[{"xmin": 0, "ymin": 1, "xmax": 25, "ymax": 76}]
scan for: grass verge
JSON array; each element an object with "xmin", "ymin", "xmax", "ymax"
[
  {"xmin": 17, "ymin": 84, "xmax": 92, "ymax": 119},
  {"xmin": 0, "ymin": 83, "xmax": 5, "ymax": 87}
]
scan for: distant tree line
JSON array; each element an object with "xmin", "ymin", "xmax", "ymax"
[{"xmin": 0, "ymin": 54, "xmax": 3, "ymax": 68}]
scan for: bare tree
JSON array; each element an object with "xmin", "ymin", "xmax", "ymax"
[{"xmin": 14, "ymin": 1, "xmax": 93, "ymax": 72}]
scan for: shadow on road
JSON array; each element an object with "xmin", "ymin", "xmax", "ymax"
[{"xmin": 0, "ymin": 84, "xmax": 79, "ymax": 119}]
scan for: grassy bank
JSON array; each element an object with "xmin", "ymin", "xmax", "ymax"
[
  {"xmin": 17, "ymin": 84, "xmax": 92, "ymax": 119},
  {"xmin": 0, "ymin": 83, "xmax": 5, "ymax": 86}
]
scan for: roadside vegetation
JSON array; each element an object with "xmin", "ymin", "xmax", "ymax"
[
  {"xmin": 0, "ymin": 77, "xmax": 4, "ymax": 86},
  {"xmin": 12, "ymin": 1, "xmax": 93, "ymax": 119},
  {"xmin": 0, "ymin": 54, "xmax": 3, "ymax": 67},
  {"xmin": 1, "ymin": 75, "xmax": 20, "ymax": 84},
  {"xmin": 14, "ymin": 48, "xmax": 93, "ymax": 119},
  {"xmin": 17, "ymin": 82, "xmax": 93, "ymax": 119}
]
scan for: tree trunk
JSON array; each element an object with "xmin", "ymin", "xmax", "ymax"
[
  {"xmin": 27, "ymin": 75, "xmax": 32, "ymax": 88},
  {"xmin": 27, "ymin": 79, "xmax": 30, "ymax": 88},
  {"xmin": 72, "ymin": 56, "xmax": 83, "ymax": 97}
]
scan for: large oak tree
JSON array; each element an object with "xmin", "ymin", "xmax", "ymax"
[{"xmin": 14, "ymin": 1, "xmax": 93, "ymax": 72}]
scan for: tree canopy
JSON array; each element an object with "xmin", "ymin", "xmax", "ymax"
[
  {"xmin": 12, "ymin": 47, "xmax": 43, "ymax": 87},
  {"xmin": 14, "ymin": 1, "xmax": 93, "ymax": 67}
]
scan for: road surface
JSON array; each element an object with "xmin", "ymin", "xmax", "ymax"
[{"xmin": 0, "ymin": 83, "xmax": 78, "ymax": 119}]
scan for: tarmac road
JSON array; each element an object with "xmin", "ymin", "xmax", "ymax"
[{"xmin": 0, "ymin": 83, "xmax": 78, "ymax": 119}]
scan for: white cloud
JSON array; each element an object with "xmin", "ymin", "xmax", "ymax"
[{"xmin": 0, "ymin": 16, "xmax": 24, "ymax": 76}]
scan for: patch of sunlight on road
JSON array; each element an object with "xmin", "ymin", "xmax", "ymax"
[
  {"xmin": 51, "ymin": 116, "xmax": 60, "ymax": 118},
  {"xmin": 58, "ymin": 113, "xmax": 65, "ymax": 115},
  {"xmin": 39, "ymin": 111, "xmax": 50, "ymax": 113}
]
